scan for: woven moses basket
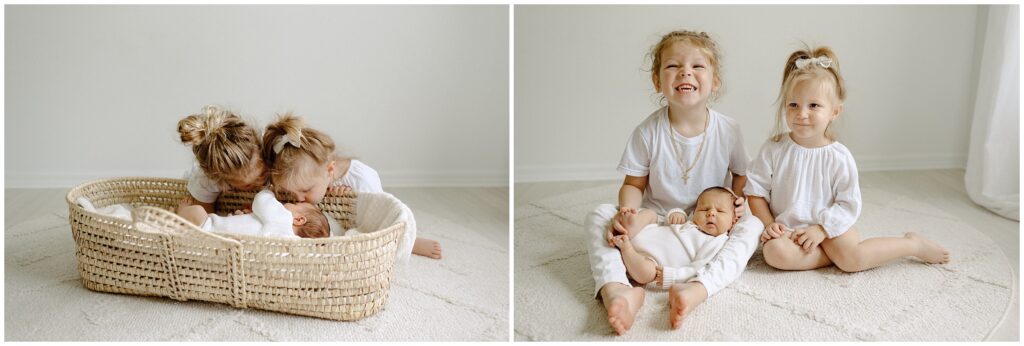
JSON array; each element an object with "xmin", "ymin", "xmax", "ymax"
[{"xmin": 65, "ymin": 177, "xmax": 407, "ymax": 321}]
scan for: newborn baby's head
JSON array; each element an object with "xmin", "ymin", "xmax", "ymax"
[
  {"xmin": 692, "ymin": 187, "xmax": 738, "ymax": 237},
  {"xmin": 283, "ymin": 202, "xmax": 330, "ymax": 238}
]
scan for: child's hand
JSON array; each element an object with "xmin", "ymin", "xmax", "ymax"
[
  {"xmin": 232, "ymin": 209, "xmax": 252, "ymax": 215},
  {"xmin": 178, "ymin": 196, "xmax": 197, "ymax": 211},
  {"xmin": 667, "ymin": 212, "xmax": 686, "ymax": 225},
  {"xmin": 761, "ymin": 222, "xmax": 789, "ymax": 242},
  {"xmin": 733, "ymin": 195, "xmax": 746, "ymax": 221},
  {"xmin": 607, "ymin": 207, "xmax": 636, "ymax": 245},
  {"xmin": 326, "ymin": 185, "xmax": 351, "ymax": 196},
  {"xmin": 610, "ymin": 234, "xmax": 633, "ymax": 251},
  {"xmin": 789, "ymin": 226, "xmax": 827, "ymax": 252}
]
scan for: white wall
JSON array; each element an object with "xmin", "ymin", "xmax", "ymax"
[
  {"xmin": 515, "ymin": 5, "xmax": 982, "ymax": 182},
  {"xmin": 6, "ymin": 5, "xmax": 509, "ymax": 188}
]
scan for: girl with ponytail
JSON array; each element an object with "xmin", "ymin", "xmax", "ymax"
[{"xmin": 262, "ymin": 113, "xmax": 443, "ymax": 260}]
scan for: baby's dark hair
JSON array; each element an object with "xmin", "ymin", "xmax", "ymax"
[
  {"xmin": 294, "ymin": 203, "xmax": 330, "ymax": 238},
  {"xmin": 698, "ymin": 186, "xmax": 737, "ymax": 204}
]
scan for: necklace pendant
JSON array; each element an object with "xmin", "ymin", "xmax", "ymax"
[{"xmin": 683, "ymin": 172, "xmax": 689, "ymax": 184}]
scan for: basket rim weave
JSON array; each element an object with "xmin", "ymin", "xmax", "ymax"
[
  {"xmin": 65, "ymin": 176, "xmax": 406, "ymax": 321},
  {"xmin": 66, "ymin": 176, "xmax": 402, "ymax": 243}
]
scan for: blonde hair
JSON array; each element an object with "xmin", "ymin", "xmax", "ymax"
[
  {"xmin": 647, "ymin": 30, "xmax": 724, "ymax": 103},
  {"xmin": 177, "ymin": 105, "xmax": 263, "ymax": 183},
  {"xmin": 771, "ymin": 45, "xmax": 847, "ymax": 142},
  {"xmin": 262, "ymin": 113, "xmax": 341, "ymax": 188},
  {"xmin": 294, "ymin": 204, "xmax": 330, "ymax": 238}
]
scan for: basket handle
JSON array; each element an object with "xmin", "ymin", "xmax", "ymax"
[{"xmin": 132, "ymin": 206, "xmax": 246, "ymax": 305}]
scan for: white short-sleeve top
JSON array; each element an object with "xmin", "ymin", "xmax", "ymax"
[
  {"xmin": 618, "ymin": 106, "xmax": 749, "ymax": 216},
  {"xmin": 185, "ymin": 162, "xmax": 223, "ymax": 204}
]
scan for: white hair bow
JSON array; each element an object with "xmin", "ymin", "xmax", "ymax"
[
  {"xmin": 273, "ymin": 135, "xmax": 301, "ymax": 154},
  {"xmin": 795, "ymin": 56, "xmax": 832, "ymax": 69}
]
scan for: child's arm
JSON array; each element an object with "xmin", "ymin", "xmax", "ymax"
[
  {"xmin": 611, "ymin": 235, "xmax": 658, "ymax": 284},
  {"xmin": 748, "ymin": 196, "xmax": 787, "ymax": 242},
  {"xmin": 618, "ymin": 175, "xmax": 646, "ymax": 211},
  {"xmin": 748, "ymin": 195, "xmax": 773, "ymax": 224},
  {"xmin": 250, "ymin": 189, "xmax": 291, "ymax": 224},
  {"xmin": 731, "ymin": 173, "xmax": 747, "ymax": 200},
  {"xmin": 728, "ymin": 125, "xmax": 749, "ymax": 203},
  {"xmin": 175, "ymin": 204, "xmax": 209, "ymax": 227},
  {"xmin": 193, "ymin": 198, "xmax": 216, "ymax": 214},
  {"xmin": 179, "ymin": 193, "xmax": 214, "ymax": 213}
]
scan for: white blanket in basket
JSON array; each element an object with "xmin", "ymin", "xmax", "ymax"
[
  {"xmin": 350, "ymin": 192, "xmax": 417, "ymax": 264},
  {"xmin": 76, "ymin": 197, "xmax": 132, "ymax": 221}
]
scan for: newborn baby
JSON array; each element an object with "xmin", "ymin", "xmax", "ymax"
[
  {"xmin": 611, "ymin": 186, "xmax": 739, "ymax": 288},
  {"xmin": 176, "ymin": 188, "xmax": 329, "ymax": 238}
]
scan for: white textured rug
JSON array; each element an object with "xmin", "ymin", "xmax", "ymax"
[
  {"xmin": 5, "ymin": 208, "xmax": 508, "ymax": 341},
  {"xmin": 514, "ymin": 183, "xmax": 1014, "ymax": 341}
]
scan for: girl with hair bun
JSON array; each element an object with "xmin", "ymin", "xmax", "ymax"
[{"xmin": 177, "ymin": 105, "xmax": 269, "ymax": 212}]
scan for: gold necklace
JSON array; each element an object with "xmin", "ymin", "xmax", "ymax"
[{"xmin": 669, "ymin": 110, "xmax": 710, "ymax": 184}]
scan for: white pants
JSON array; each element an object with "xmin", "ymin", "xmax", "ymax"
[
  {"xmin": 583, "ymin": 204, "xmax": 629, "ymax": 297},
  {"xmin": 583, "ymin": 203, "xmax": 764, "ymax": 298}
]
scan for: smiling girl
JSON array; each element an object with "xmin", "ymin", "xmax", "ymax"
[
  {"xmin": 582, "ymin": 30, "xmax": 764, "ymax": 335},
  {"xmin": 746, "ymin": 45, "xmax": 949, "ymax": 272}
]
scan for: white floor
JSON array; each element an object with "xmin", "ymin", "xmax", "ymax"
[
  {"xmin": 3, "ymin": 170, "xmax": 1018, "ymax": 341},
  {"xmin": 515, "ymin": 169, "xmax": 1019, "ymax": 341}
]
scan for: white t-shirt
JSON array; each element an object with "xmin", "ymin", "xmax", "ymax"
[
  {"xmin": 184, "ymin": 162, "xmax": 223, "ymax": 204},
  {"xmin": 332, "ymin": 159, "xmax": 383, "ymax": 193},
  {"xmin": 618, "ymin": 106, "xmax": 749, "ymax": 216},
  {"xmin": 744, "ymin": 135, "xmax": 861, "ymax": 238},
  {"xmin": 201, "ymin": 189, "xmax": 298, "ymax": 238},
  {"xmin": 630, "ymin": 222, "xmax": 728, "ymax": 288}
]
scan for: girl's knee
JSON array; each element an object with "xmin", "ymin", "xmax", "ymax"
[
  {"xmin": 762, "ymin": 239, "xmax": 798, "ymax": 269},
  {"xmin": 831, "ymin": 255, "xmax": 867, "ymax": 273}
]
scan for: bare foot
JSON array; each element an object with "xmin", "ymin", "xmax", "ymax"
[
  {"xmin": 666, "ymin": 282, "xmax": 709, "ymax": 329},
  {"xmin": 906, "ymin": 232, "xmax": 949, "ymax": 264},
  {"xmin": 668, "ymin": 284, "xmax": 691, "ymax": 329},
  {"xmin": 619, "ymin": 210, "xmax": 643, "ymax": 239},
  {"xmin": 412, "ymin": 237, "xmax": 442, "ymax": 259},
  {"xmin": 602, "ymin": 284, "xmax": 645, "ymax": 335}
]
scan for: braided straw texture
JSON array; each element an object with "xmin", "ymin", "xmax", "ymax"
[{"xmin": 65, "ymin": 177, "xmax": 405, "ymax": 321}]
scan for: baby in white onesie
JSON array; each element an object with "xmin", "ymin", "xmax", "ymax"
[
  {"xmin": 176, "ymin": 189, "xmax": 330, "ymax": 239},
  {"xmin": 610, "ymin": 187, "xmax": 740, "ymax": 288}
]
